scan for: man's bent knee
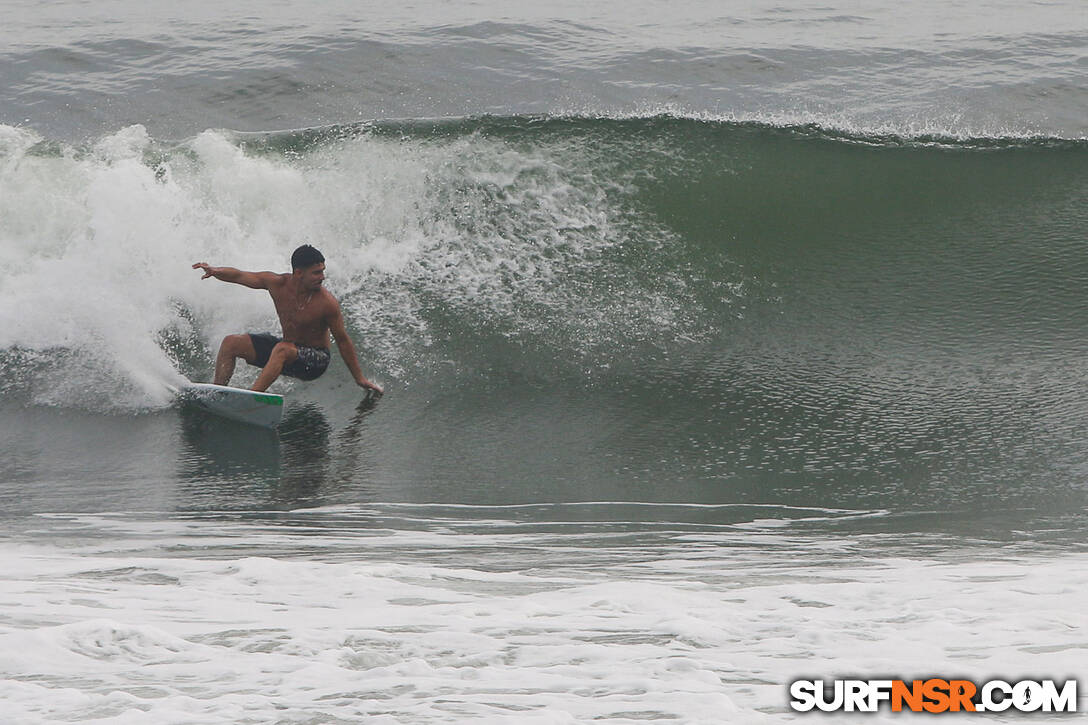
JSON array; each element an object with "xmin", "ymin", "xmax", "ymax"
[
  {"xmin": 269, "ymin": 342, "xmax": 299, "ymax": 362},
  {"xmin": 222, "ymin": 334, "xmax": 257, "ymax": 362}
]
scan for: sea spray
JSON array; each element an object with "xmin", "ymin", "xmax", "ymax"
[{"xmin": 0, "ymin": 119, "xmax": 721, "ymax": 407}]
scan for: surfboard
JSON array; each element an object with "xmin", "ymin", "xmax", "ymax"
[{"xmin": 180, "ymin": 382, "xmax": 284, "ymax": 429}]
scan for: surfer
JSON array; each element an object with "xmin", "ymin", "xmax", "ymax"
[{"xmin": 192, "ymin": 245, "xmax": 383, "ymax": 395}]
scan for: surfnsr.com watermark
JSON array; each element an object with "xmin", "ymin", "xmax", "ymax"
[{"xmin": 789, "ymin": 679, "xmax": 1079, "ymax": 713}]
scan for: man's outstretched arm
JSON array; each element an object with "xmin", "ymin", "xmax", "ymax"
[
  {"xmin": 192, "ymin": 263, "xmax": 279, "ymax": 289},
  {"xmin": 328, "ymin": 300, "xmax": 383, "ymax": 394}
]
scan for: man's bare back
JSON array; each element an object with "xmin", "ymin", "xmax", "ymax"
[{"xmin": 192, "ymin": 245, "xmax": 382, "ymax": 394}]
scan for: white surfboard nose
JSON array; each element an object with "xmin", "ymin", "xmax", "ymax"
[{"xmin": 180, "ymin": 382, "xmax": 284, "ymax": 429}]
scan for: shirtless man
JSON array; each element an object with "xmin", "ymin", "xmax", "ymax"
[{"xmin": 192, "ymin": 245, "xmax": 383, "ymax": 395}]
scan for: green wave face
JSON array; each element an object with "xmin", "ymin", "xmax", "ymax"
[{"xmin": 2, "ymin": 117, "xmax": 1087, "ymax": 517}]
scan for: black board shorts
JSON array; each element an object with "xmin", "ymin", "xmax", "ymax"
[{"xmin": 248, "ymin": 333, "xmax": 331, "ymax": 381}]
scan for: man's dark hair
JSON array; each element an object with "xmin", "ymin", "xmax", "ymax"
[{"xmin": 291, "ymin": 244, "xmax": 325, "ymax": 270}]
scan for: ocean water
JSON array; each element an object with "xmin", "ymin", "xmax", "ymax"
[{"xmin": 1, "ymin": 1, "xmax": 1087, "ymax": 722}]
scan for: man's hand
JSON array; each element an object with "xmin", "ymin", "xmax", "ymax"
[
  {"xmin": 192, "ymin": 262, "xmax": 219, "ymax": 279},
  {"xmin": 359, "ymin": 379, "xmax": 384, "ymax": 396}
]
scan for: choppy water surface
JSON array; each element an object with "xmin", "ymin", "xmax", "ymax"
[{"xmin": 3, "ymin": 0, "xmax": 1086, "ymax": 139}]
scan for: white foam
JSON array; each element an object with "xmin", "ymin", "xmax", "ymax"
[
  {"xmin": 0, "ymin": 121, "xmax": 704, "ymax": 408},
  {"xmin": 571, "ymin": 104, "xmax": 1080, "ymax": 144},
  {"xmin": 0, "ymin": 515, "xmax": 1084, "ymax": 723}
]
